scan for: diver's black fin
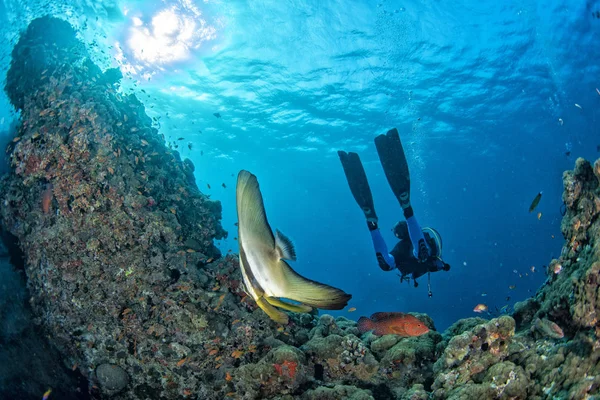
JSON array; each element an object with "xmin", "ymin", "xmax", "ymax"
[
  {"xmin": 374, "ymin": 128, "xmax": 410, "ymax": 209},
  {"xmin": 337, "ymin": 151, "xmax": 378, "ymax": 222}
]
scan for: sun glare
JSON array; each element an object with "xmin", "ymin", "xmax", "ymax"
[{"xmin": 127, "ymin": 4, "xmax": 218, "ymax": 65}]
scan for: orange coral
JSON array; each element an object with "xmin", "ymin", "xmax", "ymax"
[{"xmin": 274, "ymin": 360, "xmax": 297, "ymax": 379}]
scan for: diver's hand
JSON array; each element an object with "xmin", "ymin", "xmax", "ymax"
[{"xmin": 442, "ymin": 263, "xmax": 451, "ymax": 271}]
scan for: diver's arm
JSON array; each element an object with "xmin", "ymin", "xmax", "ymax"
[{"xmin": 368, "ymin": 222, "xmax": 396, "ymax": 271}]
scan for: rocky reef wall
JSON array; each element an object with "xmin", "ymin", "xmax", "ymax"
[{"xmin": 1, "ymin": 16, "xmax": 600, "ymax": 400}]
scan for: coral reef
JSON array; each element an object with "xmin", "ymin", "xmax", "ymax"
[{"xmin": 3, "ymin": 15, "xmax": 600, "ymax": 400}]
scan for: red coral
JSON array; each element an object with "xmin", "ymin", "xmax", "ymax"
[{"xmin": 274, "ymin": 360, "xmax": 297, "ymax": 379}]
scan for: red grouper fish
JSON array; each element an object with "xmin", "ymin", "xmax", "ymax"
[{"xmin": 357, "ymin": 312, "xmax": 430, "ymax": 337}]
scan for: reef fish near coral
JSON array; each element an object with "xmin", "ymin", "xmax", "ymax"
[
  {"xmin": 236, "ymin": 170, "xmax": 351, "ymax": 324},
  {"xmin": 357, "ymin": 312, "xmax": 429, "ymax": 336},
  {"xmin": 531, "ymin": 317, "xmax": 564, "ymax": 339}
]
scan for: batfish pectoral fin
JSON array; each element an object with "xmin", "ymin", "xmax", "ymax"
[
  {"xmin": 256, "ymin": 296, "xmax": 289, "ymax": 324},
  {"xmin": 265, "ymin": 296, "xmax": 313, "ymax": 313},
  {"xmin": 277, "ymin": 260, "xmax": 352, "ymax": 310},
  {"xmin": 275, "ymin": 229, "xmax": 296, "ymax": 261}
]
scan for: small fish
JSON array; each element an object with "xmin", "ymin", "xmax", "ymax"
[
  {"xmin": 553, "ymin": 263, "xmax": 562, "ymax": 274},
  {"xmin": 530, "ymin": 266, "xmax": 536, "ymax": 273},
  {"xmin": 213, "ymin": 112, "xmax": 222, "ymax": 118},
  {"xmin": 176, "ymin": 358, "xmax": 187, "ymax": 367},
  {"xmin": 231, "ymin": 349, "xmax": 244, "ymax": 358},
  {"xmin": 597, "ymin": 145, "xmax": 600, "ymax": 152},
  {"xmin": 509, "ymin": 285, "xmax": 516, "ymax": 289},
  {"xmin": 177, "ymin": 137, "xmax": 184, "ymax": 140},
  {"xmin": 188, "ymin": 142, "xmax": 192, "ymax": 150},
  {"xmin": 348, "ymin": 307, "xmax": 357, "ymax": 312},
  {"xmin": 207, "ymin": 184, "xmax": 211, "ymax": 189},
  {"xmin": 473, "ymin": 304, "xmax": 488, "ymax": 313},
  {"xmin": 42, "ymin": 389, "xmax": 52, "ymax": 400},
  {"xmin": 565, "ymin": 151, "xmax": 571, "ymax": 157},
  {"xmin": 481, "ymin": 293, "xmax": 487, "ymax": 297},
  {"xmin": 558, "ymin": 118, "xmax": 563, "ymax": 126},
  {"xmin": 222, "ymin": 183, "xmax": 227, "ymax": 189},
  {"xmin": 357, "ymin": 312, "xmax": 429, "ymax": 337},
  {"xmin": 596, "ymin": 88, "xmax": 600, "ymax": 96},
  {"xmin": 537, "ymin": 212, "xmax": 542, "ymax": 220},
  {"xmin": 575, "ymin": 103, "xmax": 582, "ymax": 110},
  {"xmin": 42, "ymin": 184, "xmax": 53, "ymax": 214},
  {"xmin": 532, "ymin": 317, "xmax": 564, "ymax": 339},
  {"xmin": 505, "ymin": 296, "xmax": 511, "ymax": 301},
  {"xmin": 529, "ymin": 191, "xmax": 542, "ymax": 213}
]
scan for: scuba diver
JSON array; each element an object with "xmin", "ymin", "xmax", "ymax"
[{"xmin": 338, "ymin": 128, "xmax": 450, "ymax": 297}]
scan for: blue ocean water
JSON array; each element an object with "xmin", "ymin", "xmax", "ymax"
[{"xmin": 0, "ymin": 0, "xmax": 598, "ymax": 333}]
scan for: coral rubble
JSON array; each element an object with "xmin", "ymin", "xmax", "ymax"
[{"xmin": 2, "ymin": 16, "xmax": 600, "ymax": 400}]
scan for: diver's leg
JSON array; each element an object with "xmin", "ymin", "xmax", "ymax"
[
  {"xmin": 368, "ymin": 223, "xmax": 396, "ymax": 271},
  {"xmin": 404, "ymin": 206, "xmax": 429, "ymax": 262}
]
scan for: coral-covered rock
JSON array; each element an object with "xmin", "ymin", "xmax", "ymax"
[
  {"xmin": 513, "ymin": 298, "xmax": 540, "ymax": 330},
  {"xmin": 432, "ymin": 316, "xmax": 515, "ymax": 398},
  {"xmin": 95, "ymin": 363, "xmax": 129, "ymax": 395},
  {"xmin": 300, "ymin": 385, "xmax": 374, "ymax": 400}
]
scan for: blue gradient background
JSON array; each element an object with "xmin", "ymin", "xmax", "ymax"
[{"xmin": 0, "ymin": 0, "xmax": 599, "ymax": 330}]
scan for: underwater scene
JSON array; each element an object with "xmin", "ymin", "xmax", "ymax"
[{"xmin": 0, "ymin": 0, "xmax": 599, "ymax": 399}]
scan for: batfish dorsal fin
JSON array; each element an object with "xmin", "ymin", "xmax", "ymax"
[
  {"xmin": 236, "ymin": 170, "xmax": 275, "ymax": 246},
  {"xmin": 370, "ymin": 312, "xmax": 406, "ymax": 321},
  {"xmin": 275, "ymin": 229, "xmax": 296, "ymax": 261}
]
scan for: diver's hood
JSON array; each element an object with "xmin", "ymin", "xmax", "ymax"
[{"xmin": 423, "ymin": 227, "xmax": 442, "ymax": 259}]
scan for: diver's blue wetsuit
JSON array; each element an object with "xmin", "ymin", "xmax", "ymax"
[{"xmin": 369, "ymin": 207, "xmax": 446, "ymax": 277}]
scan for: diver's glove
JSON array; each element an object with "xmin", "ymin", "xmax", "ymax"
[{"xmin": 442, "ymin": 263, "xmax": 451, "ymax": 271}]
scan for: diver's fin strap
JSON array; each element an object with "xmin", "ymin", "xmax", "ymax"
[
  {"xmin": 338, "ymin": 151, "xmax": 378, "ymax": 221},
  {"xmin": 374, "ymin": 128, "xmax": 411, "ymax": 208}
]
